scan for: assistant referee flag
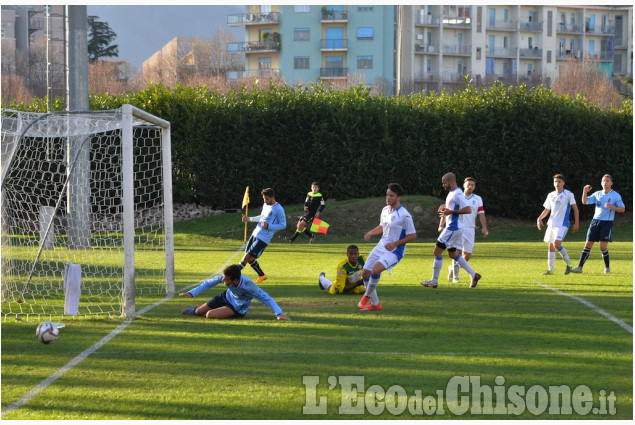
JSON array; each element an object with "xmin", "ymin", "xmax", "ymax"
[
  {"xmin": 310, "ymin": 218, "xmax": 329, "ymax": 234},
  {"xmin": 242, "ymin": 186, "xmax": 250, "ymax": 209}
]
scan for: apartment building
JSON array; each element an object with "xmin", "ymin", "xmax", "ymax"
[
  {"xmin": 227, "ymin": 5, "xmax": 395, "ymax": 89},
  {"xmin": 227, "ymin": 5, "xmax": 632, "ymax": 94}
]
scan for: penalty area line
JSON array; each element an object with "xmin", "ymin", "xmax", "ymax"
[
  {"xmin": 535, "ymin": 281, "xmax": 633, "ymax": 334},
  {"xmin": 1, "ymin": 245, "xmax": 245, "ymax": 417}
]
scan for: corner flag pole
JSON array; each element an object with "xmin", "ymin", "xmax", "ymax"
[{"xmin": 242, "ymin": 186, "xmax": 250, "ymax": 243}]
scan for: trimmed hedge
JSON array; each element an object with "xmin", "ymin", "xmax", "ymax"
[{"xmin": 11, "ymin": 83, "xmax": 633, "ymax": 219}]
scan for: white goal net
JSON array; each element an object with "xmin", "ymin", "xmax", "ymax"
[{"xmin": 1, "ymin": 105, "xmax": 174, "ymax": 320}]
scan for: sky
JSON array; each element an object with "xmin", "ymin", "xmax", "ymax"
[{"xmin": 86, "ymin": 5, "xmax": 245, "ymax": 69}]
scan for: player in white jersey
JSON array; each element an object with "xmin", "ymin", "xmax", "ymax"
[
  {"xmin": 421, "ymin": 173, "xmax": 482, "ymax": 288},
  {"xmin": 536, "ymin": 174, "xmax": 579, "ymax": 275},
  {"xmin": 358, "ymin": 183, "xmax": 417, "ymax": 311},
  {"xmin": 448, "ymin": 177, "xmax": 488, "ymax": 283}
]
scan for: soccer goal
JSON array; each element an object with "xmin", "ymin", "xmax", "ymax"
[{"xmin": 1, "ymin": 105, "xmax": 174, "ymax": 320}]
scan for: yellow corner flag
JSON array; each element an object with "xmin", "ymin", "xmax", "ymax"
[
  {"xmin": 242, "ymin": 186, "xmax": 250, "ymax": 243},
  {"xmin": 242, "ymin": 186, "xmax": 250, "ymax": 209}
]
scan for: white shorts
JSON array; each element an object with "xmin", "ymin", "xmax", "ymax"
[
  {"xmin": 543, "ymin": 224, "xmax": 569, "ymax": 244},
  {"xmin": 438, "ymin": 227, "xmax": 464, "ymax": 250},
  {"xmin": 460, "ymin": 227, "xmax": 476, "ymax": 254},
  {"xmin": 363, "ymin": 245, "xmax": 400, "ymax": 275}
]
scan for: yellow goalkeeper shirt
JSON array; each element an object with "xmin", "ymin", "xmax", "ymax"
[{"xmin": 330, "ymin": 255, "xmax": 366, "ymax": 294}]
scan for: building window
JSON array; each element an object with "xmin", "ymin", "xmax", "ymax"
[
  {"xmin": 357, "ymin": 55, "xmax": 373, "ymax": 69},
  {"xmin": 358, "ymin": 6, "xmax": 373, "ymax": 12},
  {"xmin": 260, "ymin": 5, "xmax": 272, "ymax": 13},
  {"xmin": 476, "ymin": 7, "xmax": 482, "ymax": 33},
  {"xmin": 357, "ymin": 27, "xmax": 373, "ymax": 39},
  {"xmin": 294, "ymin": 28, "xmax": 310, "ymax": 41},
  {"xmin": 259, "ymin": 57, "xmax": 271, "ymax": 70},
  {"xmin": 547, "ymin": 11, "xmax": 553, "ymax": 36},
  {"xmin": 294, "ymin": 5, "xmax": 309, "ymax": 13},
  {"xmin": 0, "ymin": 27, "xmax": 5, "ymax": 37},
  {"xmin": 547, "ymin": 50, "xmax": 552, "ymax": 63},
  {"xmin": 476, "ymin": 47, "xmax": 481, "ymax": 60},
  {"xmin": 294, "ymin": 56, "xmax": 309, "ymax": 69}
]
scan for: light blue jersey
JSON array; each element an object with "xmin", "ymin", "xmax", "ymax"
[
  {"xmin": 188, "ymin": 274, "xmax": 284, "ymax": 316},
  {"xmin": 249, "ymin": 202, "xmax": 286, "ymax": 244},
  {"xmin": 588, "ymin": 190, "xmax": 624, "ymax": 221}
]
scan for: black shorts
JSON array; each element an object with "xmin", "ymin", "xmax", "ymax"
[
  {"xmin": 586, "ymin": 219, "xmax": 613, "ymax": 242},
  {"xmin": 300, "ymin": 213, "xmax": 317, "ymax": 224},
  {"xmin": 206, "ymin": 291, "xmax": 244, "ymax": 317}
]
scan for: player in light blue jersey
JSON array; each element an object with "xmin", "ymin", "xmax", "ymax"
[
  {"xmin": 239, "ymin": 188, "xmax": 286, "ymax": 283},
  {"xmin": 421, "ymin": 172, "xmax": 482, "ymax": 288},
  {"xmin": 571, "ymin": 174, "xmax": 625, "ymax": 274},
  {"xmin": 537, "ymin": 174, "xmax": 579, "ymax": 275},
  {"xmin": 179, "ymin": 264, "xmax": 290, "ymax": 321}
]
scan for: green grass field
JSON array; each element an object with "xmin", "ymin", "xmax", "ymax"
[{"xmin": 1, "ymin": 203, "xmax": 632, "ymax": 420}]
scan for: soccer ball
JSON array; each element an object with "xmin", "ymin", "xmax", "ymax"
[{"xmin": 36, "ymin": 321, "xmax": 59, "ymax": 344}]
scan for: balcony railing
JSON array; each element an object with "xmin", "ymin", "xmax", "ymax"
[
  {"xmin": 320, "ymin": 67, "xmax": 348, "ymax": 78},
  {"xmin": 519, "ymin": 47, "xmax": 543, "ymax": 58},
  {"xmin": 320, "ymin": 39, "xmax": 348, "ymax": 50},
  {"xmin": 557, "ymin": 23, "xmax": 583, "ymax": 33},
  {"xmin": 321, "ymin": 10, "xmax": 348, "ymax": 22},
  {"xmin": 519, "ymin": 21, "xmax": 542, "ymax": 32},
  {"xmin": 227, "ymin": 69, "xmax": 280, "ymax": 81},
  {"xmin": 443, "ymin": 16, "xmax": 471, "ymax": 27},
  {"xmin": 413, "ymin": 72, "xmax": 440, "ymax": 82},
  {"xmin": 227, "ymin": 40, "xmax": 280, "ymax": 53},
  {"xmin": 442, "ymin": 44, "xmax": 471, "ymax": 55},
  {"xmin": 416, "ymin": 14, "xmax": 440, "ymax": 26},
  {"xmin": 227, "ymin": 12, "xmax": 279, "ymax": 26},
  {"xmin": 556, "ymin": 50, "xmax": 581, "ymax": 60},
  {"xmin": 415, "ymin": 44, "xmax": 438, "ymax": 54},
  {"xmin": 487, "ymin": 20, "xmax": 517, "ymax": 31},
  {"xmin": 486, "ymin": 47, "xmax": 517, "ymax": 58}
]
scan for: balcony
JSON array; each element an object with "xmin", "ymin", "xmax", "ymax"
[
  {"xmin": 519, "ymin": 47, "xmax": 543, "ymax": 58},
  {"xmin": 227, "ymin": 12, "xmax": 279, "ymax": 26},
  {"xmin": 519, "ymin": 21, "xmax": 542, "ymax": 32},
  {"xmin": 320, "ymin": 67, "xmax": 348, "ymax": 78},
  {"xmin": 442, "ymin": 44, "xmax": 471, "ymax": 56},
  {"xmin": 557, "ymin": 23, "xmax": 583, "ymax": 34},
  {"xmin": 414, "ymin": 72, "xmax": 440, "ymax": 82},
  {"xmin": 487, "ymin": 20, "xmax": 517, "ymax": 31},
  {"xmin": 442, "ymin": 16, "xmax": 471, "ymax": 27},
  {"xmin": 320, "ymin": 39, "xmax": 348, "ymax": 51},
  {"xmin": 415, "ymin": 44, "xmax": 438, "ymax": 54},
  {"xmin": 585, "ymin": 50, "xmax": 614, "ymax": 61},
  {"xmin": 227, "ymin": 40, "xmax": 280, "ymax": 53},
  {"xmin": 227, "ymin": 69, "xmax": 280, "ymax": 81},
  {"xmin": 556, "ymin": 50, "xmax": 581, "ymax": 60},
  {"xmin": 321, "ymin": 9, "xmax": 348, "ymax": 22},
  {"xmin": 585, "ymin": 25, "xmax": 614, "ymax": 36},
  {"xmin": 416, "ymin": 14, "xmax": 440, "ymax": 26},
  {"xmin": 486, "ymin": 47, "xmax": 517, "ymax": 58}
]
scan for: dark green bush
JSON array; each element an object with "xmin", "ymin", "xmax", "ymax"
[{"xmin": 9, "ymin": 83, "xmax": 632, "ymax": 219}]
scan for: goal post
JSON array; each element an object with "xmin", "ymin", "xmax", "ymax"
[{"xmin": 1, "ymin": 105, "xmax": 174, "ymax": 320}]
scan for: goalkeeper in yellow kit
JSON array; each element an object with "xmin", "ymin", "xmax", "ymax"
[{"xmin": 318, "ymin": 245, "xmax": 366, "ymax": 294}]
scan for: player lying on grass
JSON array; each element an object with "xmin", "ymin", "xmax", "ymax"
[
  {"xmin": 318, "ymin": 244, "xmax": 366, "ymax": 294},
  {"xmin": 179, "ymin": 264, "xmax": 290, "ymax": 321}
]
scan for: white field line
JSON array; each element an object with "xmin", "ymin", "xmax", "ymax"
[
  {"xmin": 536, "ymin": 282, "xmax": 633, "ymax": 334},
  {"xmin": 1, "ymin": 246, "xmax": 245, "ymax": 417}
]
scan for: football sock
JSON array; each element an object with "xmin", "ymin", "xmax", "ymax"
[
  {"xmin": 452, "ymin": 259, "xmax": 460, "ymax": 278},
  {"xmin": 578, "ymin": 247, "xmax": 591, "ymax": 267},
  {"xmin": 362, "ymin": 277, "xmax": 369, "ymax": 290},
  {"xmin": 557, "ymin": 246, "xmax": 572, "ymax": 265},
  {"xmin": 602, "ymin": 249, "xmax": 610, "ymax": 268},
  {"xmin": 432, "ymin": 257, "xmax": 443, "ymax": 281},
  {"xmin": 548, "ymin": 250, "xmax": 556, "ymax": 271},
  {"xmin": 304, "ymin": 228, "xmax": 313, "ymax": 238},
  {"xmin": 237, "ymin": 262, "xmax": 246, "ymax": 269},
  {"xmin": 365, "ymin": 274, "xmax": 381, "ymax": 305},
  {"xmin": 249, "ymin": 259, "xmax": 265, "ymax": 276},
  {"xmin": 289, "ymin": 231, "xmax": 301, "ymax": 242},
  {"xmin": 454, "ymin": 254, "xmax": 475, "ymax": 277},
  {"xmin": 319, "ymin": 274, "xmax": 332, "ymax": 290}
]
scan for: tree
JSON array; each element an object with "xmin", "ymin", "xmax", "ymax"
[{"xmin": 87, "ymin": 16, "xmax": 119, "ymax": 62}]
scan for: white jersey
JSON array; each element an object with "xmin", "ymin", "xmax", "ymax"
[
  {"xmin": 543, "ymin": 189, "xmax": 576, "ymax": 227},
  {"xmin": 460, "ymin": 193, "xmax": 484, "ymax": 229},
  {"xmin": 377, "ymin": 205, "xmax": 416, "ymax": 260},
  {"xmin": 445, "ymin": 187, "xmax": 468, "ymax": 231}
]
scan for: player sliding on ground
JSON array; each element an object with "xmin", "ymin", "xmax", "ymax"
[{"xmin": 179, "ymin": 264, "xmax": 290, "ymax": 321}]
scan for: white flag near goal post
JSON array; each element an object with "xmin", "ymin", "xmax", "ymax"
[{"xmin": 64, "ymin": 263, "xmax": 82, "ymax": 315}]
